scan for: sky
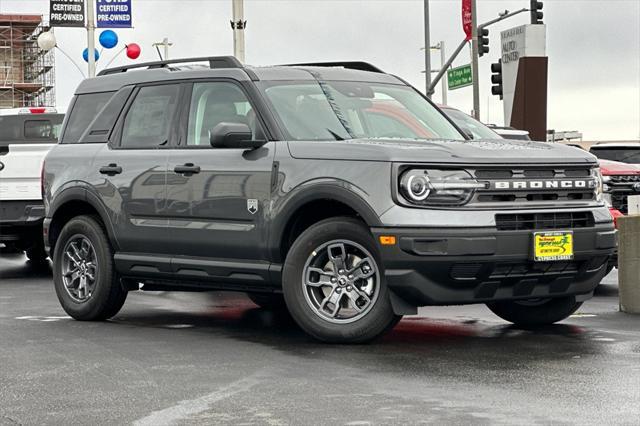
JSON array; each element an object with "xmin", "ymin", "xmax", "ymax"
[{"xmin": 1, "ymin": 0, "xmax": 639, "ymax": 141}]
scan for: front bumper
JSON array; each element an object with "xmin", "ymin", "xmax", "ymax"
[
  {"xmin": 0, "ymin": 200, "xmax": 45, "ymax": 246},
  {"xmin": 372, "ymin": 223, "xmax": 616, "ymax": 306}
]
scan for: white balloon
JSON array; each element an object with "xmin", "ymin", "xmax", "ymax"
[{"xmin": 37, "ymin": 31, "xmax": 57, "ymax": 51}]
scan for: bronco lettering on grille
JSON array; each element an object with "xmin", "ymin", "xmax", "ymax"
[{"xmin": 493, "ymin": 180, "xmax": 595, "ymax": 190}]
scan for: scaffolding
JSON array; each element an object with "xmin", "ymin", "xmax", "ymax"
[{"xmin": 0, "ymin": 14, "xmax": 55, "ymax": 109}]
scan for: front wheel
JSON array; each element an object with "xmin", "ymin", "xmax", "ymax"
[
  {"xmin": 282, "ymin": 217, "xmax": 401, "ymax": 343},
  {"xmin": 486, "ymin": 296, "xmax": 582, "ymax": 327},
  {"xmin": 53, "ymin": 215, "xmax": 127, "ymax": 321}
]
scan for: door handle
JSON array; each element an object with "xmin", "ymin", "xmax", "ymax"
[
  {"xmin": 174, "ymin": 163, "xmax": 201, "ymax": 175},
  {"xmin": 99, "ymin": 163, "xmax": 122, "ymax": 176}
]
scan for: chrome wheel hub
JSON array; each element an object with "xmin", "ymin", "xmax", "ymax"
[
  {"xmin": 61, "ymin": 236, "xmax": 98, "ymax": 303},
  {"xmin": 302, "ymin": 239, "xmax": 380, "ymax": 324}
]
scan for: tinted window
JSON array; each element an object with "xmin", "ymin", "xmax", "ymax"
[
  {"xmin": 0, "ymin": 114, "xmax": 64, "ymax": 144},
  {"xmin": 121, "ymin": 85, "xmax": 180, "ymax": 149},
  {"xmin": 24, "ymin": 120, "xmax": 60, "ymax": 139},
  {"xmin": 62, "ymin": 92, "xmax": 114, "ymax": 143},
  {"xmin": 187, "ymin": 82, "xmax": 262, "ymax": 146}
]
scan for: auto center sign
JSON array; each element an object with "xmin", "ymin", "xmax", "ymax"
[
  {"xmin": 96, "ymin": 0, "xmax": 132, "ymax": 28},
  {"xmin": 49, "ymin": 0, "xmax": 85, "ymax": 27}
]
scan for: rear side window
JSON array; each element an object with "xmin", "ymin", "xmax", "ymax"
[
  {"xmin": 120, "ymin": 84, "xmax": 180, "ymax": 149},
  {"xmin": 62, "ymin": 92, "xmax": 114, "ymax": 143}
]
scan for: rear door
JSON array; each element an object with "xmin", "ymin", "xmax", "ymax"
[
  {"xmin": 89, "ymin": 83, "xmax": 182, "ymax": 254},
  {"xmin": 165, "ymin": 81, "xmax": 275, "ymax": 263}
]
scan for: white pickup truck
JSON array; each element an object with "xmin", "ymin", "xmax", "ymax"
[{"xmin": 0, "ymin": 108, "xmax": 64, "ymax": 261}]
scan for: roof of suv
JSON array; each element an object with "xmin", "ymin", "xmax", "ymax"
[{"xmin": 76, "ymin": 56, "xmax": 403, "ymax": 95}]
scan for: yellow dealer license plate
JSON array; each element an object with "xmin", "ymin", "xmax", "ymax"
[{"xmin": 533, "ymin": 231, "xmax": 574, "ymax": 261}]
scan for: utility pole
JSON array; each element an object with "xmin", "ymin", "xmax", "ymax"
[
  {"xmin": 153, "ymin": 38, "xmax": 173, "ymax": 60},
  {"xmin": 86, "ymin": 0, "xmax": 96, "ymax": 77},
  {"xmin": 470, "ymin": 0, "xmax": 480, "ymax": 119},
  {"xmin": 438, "ymin": 41, "xmax": 447, "ymax": 105},
  {"xmin": 423, "ymin": 0, "xmax": 431, "ymax": 97},
  {"xmin": 231, "ymin": 0, "xmax": 246, "ymax": 63}
]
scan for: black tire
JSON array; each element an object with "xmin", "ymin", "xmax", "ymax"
[
  {"xmin": 247, "ymin": 293, "xmax": 287, "ymax": 310},
  {"xmin": 53, "ymin": 215, "xmax": 127, "ymax": 321},
  {"xmin": 486, "ymin": 296, "xmax": 582, "ymax": 327},
  {"xmin": 26, "ymin": 243, "xmax": 48, "ymax": 262},
  {"xmin": 282, "ymin": 217, "xmax": 401, "ymax": 343}
]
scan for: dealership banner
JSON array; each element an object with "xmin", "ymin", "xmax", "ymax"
[
  {"xmin": 96, "ymin": 0, "xmax": 132, "ymax": 28},
  {"xmin": 50, "ymin": 0, "xmax": 85, "ymax": 27}
]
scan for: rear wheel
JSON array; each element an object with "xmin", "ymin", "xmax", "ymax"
[
  {"xmin": 486, "ymin": 296, "xmax": 582, "ymax": 327},
  {"xmin": 53, "ymin": 215, "xmax": 127, "ymax": 321},
  {"xmin": 282, "ymin": 217, "xmax": 400, "ymax": 343}
]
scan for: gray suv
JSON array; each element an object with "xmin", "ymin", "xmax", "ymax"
[{"xmin": 43, "ymin": 57, "xmax": 616, "ymax": 343}]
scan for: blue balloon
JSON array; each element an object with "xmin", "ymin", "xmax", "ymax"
[
  {"xmin": 99, "ymin": 30, "xmax": 118, "ymax": 49},
  {"xmin": 82, "ymin": 48, "xmax": 100, "ymax": 63}
]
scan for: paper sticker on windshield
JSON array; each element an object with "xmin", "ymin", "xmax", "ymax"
[{"xmin": 247, "ymin": 199, "xmax": 258, "ymax": 215}]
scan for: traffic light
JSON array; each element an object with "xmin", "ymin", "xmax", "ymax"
[
  {"xmin": 479, "ymin": 28, "xmax": 490, "ymax": 57},
  {"xmin": 491, "ymin": 60, "xmax": 503, "ymax": 99},
  {"xmin": 530, "ymin": 1, "xmax": 543, "ymax": 24}
]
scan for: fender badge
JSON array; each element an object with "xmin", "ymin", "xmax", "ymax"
[{"xmin": 247, "ymin": 199, "xmax": 258, "ymax": 214}]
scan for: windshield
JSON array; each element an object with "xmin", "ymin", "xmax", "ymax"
[
  {"xmin": 590, "ymin": 147, "xmax": 640, "ymax": 164},
  {"xmin": 259, "ymin": 80, "xmax": 465, "ymax": 141},
  {"xmin": 440, "ymin": 107, "xmax": 502, "ymax": 140}
]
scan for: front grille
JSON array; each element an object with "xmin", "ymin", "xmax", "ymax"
[
  {"xmin": 495, "ymin": 212, "xmax": 595, "ymax": 231},
  {"xmin": 607, "ymin": 174, "xmax": 640, "ymax": 214},
  {"xmin": 469, "ymin": 166, "xmax": 597, "ymax": 208}
]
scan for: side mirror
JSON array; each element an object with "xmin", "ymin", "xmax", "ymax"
[{"xmin": 209, "ymin": 122, "xmax": 265, "ymax": 149}]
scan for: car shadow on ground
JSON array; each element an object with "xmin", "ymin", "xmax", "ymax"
[
  {"xmin": 0, "ymin": 255, "xmax": 52, "ymax": 279},
  {"xmin": 109, "ymin": 291, "xmax": 608, "ymax": 370}
]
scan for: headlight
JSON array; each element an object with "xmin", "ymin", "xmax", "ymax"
[
  {"xmin": 592, "ymin": 167, "xmax": 605, "ymax": 204},
  {"xmin": 399, "ymin": 169, "xmax": 486, "ymax": 206}
]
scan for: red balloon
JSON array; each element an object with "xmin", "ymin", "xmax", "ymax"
[{"xmin": 126, "ymin": 43, "xmax": 141, "ymax": 60}]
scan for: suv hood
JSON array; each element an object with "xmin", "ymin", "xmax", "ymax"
[{"xmin": 288, "ymin": 139, "xmax": 597, "ymax": 165}]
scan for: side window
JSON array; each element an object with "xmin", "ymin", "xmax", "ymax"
[
  {"xmin": 61, "ymin": 92, "xmax": 114, "ymax": 143},
  {"xmin": 187, "ymin": 82, "xmax": 262, "ymax": 146},
  {"xmin": 120, "ymin": 85, "xmax": 180, "ymax": 149}
]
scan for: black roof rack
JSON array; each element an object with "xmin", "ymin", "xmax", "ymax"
[
  {"xmin": 282, "ymin": 61, "xmax": 384, "ymax": 74},
  {"xmin": 98, "ymin": 56, "xmax": 243, "ymax": 76}
]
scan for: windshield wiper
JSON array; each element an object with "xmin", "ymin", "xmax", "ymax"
[{"xmin": 326, "ymin": 128, "xmax": 345, "ymax": 141}]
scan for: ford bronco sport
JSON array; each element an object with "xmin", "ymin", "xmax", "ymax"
[{"xmin": 42, "ymin": 57, "xmax": 616, "ymax": 343}]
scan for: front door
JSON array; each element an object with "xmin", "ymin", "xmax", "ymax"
[{"xmin": 165, "ymin": 81, "xmax": 274, "ymax": 263}]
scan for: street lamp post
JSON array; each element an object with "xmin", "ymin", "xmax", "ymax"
[
  {"xmin": 423, "ymin": 0, "xmax": 431, "ymax": 97},
  {"xmin": 470, "ymin": 0, "xmax": 480, "ymax": 119},
  {"xmin": 231, "ymin": 0, "xmax": 246, "ymax": 63},
  {"xmin": 86, "ymin": 0, "xmax": 96, "ymax": 77}
]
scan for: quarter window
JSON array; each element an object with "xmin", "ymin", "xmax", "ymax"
[
  {"xmin": 61, "ymin": 92, "xmax": 113, "ymax": 143},
  {"xmin": 121, "ymin": 85, "xmax": 180, "ymax": 148}
]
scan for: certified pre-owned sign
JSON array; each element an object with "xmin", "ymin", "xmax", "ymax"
[
  {"xmin": 97, "ymin": 0, "xmax": 132, "ymax": 28},
  {"xmin": 50, "ymin": 0, "xmax": 85, "ymax": 27}
]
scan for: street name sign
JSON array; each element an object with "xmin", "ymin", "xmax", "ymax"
[
  {"xmin": 97, "ymin": 0, "xmax": 132, "ymax": 28},
  {"xmin": 447, "ymin": 64, "xmax": 473, "ymax": 90},
  {"xmin": 50, "ymin": 0, "xmax": 85, "ymax": 27}
]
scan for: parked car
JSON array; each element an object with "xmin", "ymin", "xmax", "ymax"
[
  {"xmin": 486, "ymin": 125, "xmax": 531, "ymax": 141},
  {"xmin": 0, "ymin": 107, "xmax": 64, "ymax": 261},
  {"xmin": 43, "ymin": 57, "xmax": 616, "ymax": 343},
  {"xmin": 589, "ymin": 142, "xmax": 640, "ymax": 165}
]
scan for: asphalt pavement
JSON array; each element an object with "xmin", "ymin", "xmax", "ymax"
[{"xmin": 1, "ymin": 252, "xmax": 639, "ymax": 425}]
